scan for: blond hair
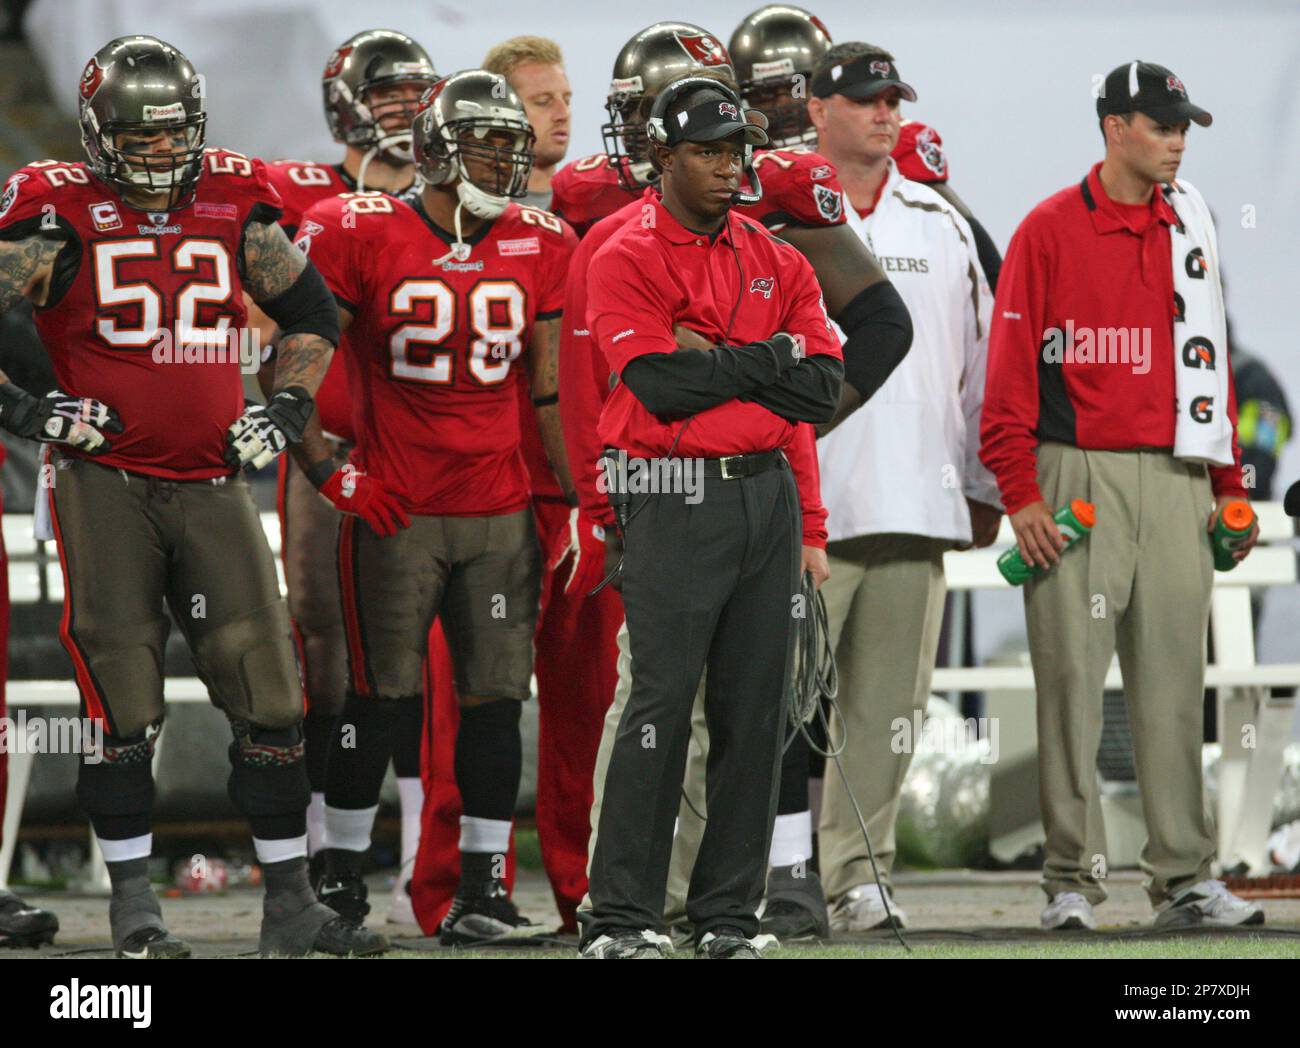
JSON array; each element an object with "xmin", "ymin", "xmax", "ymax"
[{"xmin": 482, "ymin": 36, "xmax": 564, "ymax": 79}]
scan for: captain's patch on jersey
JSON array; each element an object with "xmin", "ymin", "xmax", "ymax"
[{"xmin": 813, "ymin": 183, "xmax": 843, "ymax": 223}]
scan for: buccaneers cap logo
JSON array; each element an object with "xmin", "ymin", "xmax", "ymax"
[
  {"xmin": 718, "ymin": 102, "xmax": 739, "ymax": 120},
  {"xmin": 1165, "ymin": 75, "xmax": 1186, "ymax": 96},
  {"xmin": 869, "ymin": 61, "xmax": 892, "ymax": 76}
]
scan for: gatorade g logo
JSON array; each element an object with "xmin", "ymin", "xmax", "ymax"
[
  {"xmin": 1173, "ymin": 291, "xmax": 1185, "ymax": 323},
  {"xmin": 1190, "ymin": 395, "xmax": 1214, "ymax": 423},
  {"xmin": 1181, "ymin": 336, "xmax": 1216, "ymax": 370},
  {"xmin": 1185, "ymin": 247, "xmax": 1207, "ymax": 279}
]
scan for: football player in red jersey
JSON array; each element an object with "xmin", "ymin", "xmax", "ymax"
[
  {"xmin": 407, "ymin": 35, "xmax": 608, "ymax": 937},
  {"xmin": 729, "ymin": 4, "xmax": 1002, "ymax": 291},
  {"xmin": 0, "ymin": 36, "xmax": 386, "ymax": 958},
  {"xmin": 255, "ymin": 29, "xmax": 437, "ymax": 929},
  {"xmin": 294, "ymin": 70, "xmax": 576, "ymax": 945}
]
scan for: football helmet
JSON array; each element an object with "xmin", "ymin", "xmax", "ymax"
[
  {"xmin": 78, "ymin": 36, "xmax": 206, "ymax": 209},
  {"xmin": 413, "ymin": 70, "xmax": 535, "ymax": 220},
  {"xmin": 729, "ymin": 5, "xmax": 833, "ymax": 148},
  {"xmin": 601, "ymin": 22, "xmax": 735, "ymax": 190},
  {"xmin": 322, "ymin": 29, "xmax": 438, "ymax": 164}
]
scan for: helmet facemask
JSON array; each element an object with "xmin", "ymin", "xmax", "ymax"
[
  {"xmin": 601, "ymin": 88, "xmax": 657, "ymax": 191},
  {"xmin": 446, "ymin": 119, "xmax": 535, "ymax": 218},
  {"xmin": 88, "ymin": 113, "xmax": 207, "ymax": 210},
  {"xmin": 357, "ymin": 77, "xmax": 435, "ymax": 164},
  {"xmin": 742, "ymin": 79, "xmax": 817, "ymax": 149}
]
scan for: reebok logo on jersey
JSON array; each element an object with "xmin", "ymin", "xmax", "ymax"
[
  {"xmin": 89, "ymin": 200, "xmax": 122, "ymax": 231},
  {"xmin": 749, "ymin": 277, "xmax": 775, "ymax": 299},
  {"xmin": 498, "ymin": 236, "xmax": 540, "ymax": 257},
  {"xmin": 611, "ymin": 329, "xmax": 636, "ymax": 344},
  {"xmin": 1002, "ymin": 311, "xmax": 1022, "ymax": 320},
  {"xmin": 809, "ymin": 165, "xmax": 833, "ymax": 181},
  {"xmin": 195, "ymin": 202, "xmax": 238, "ymax": 221}
]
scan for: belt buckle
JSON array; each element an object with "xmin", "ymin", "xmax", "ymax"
[{"xmin": 720, "ymin": 455, "xmax": 742, "ymax": 480}]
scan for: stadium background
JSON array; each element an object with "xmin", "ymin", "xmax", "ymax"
[{"xmin": 0, "ymin": 0, "xmax": 1296, "ymax": 867}]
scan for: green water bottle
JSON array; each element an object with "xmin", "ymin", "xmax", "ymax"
[
  {"xmin": 1211, "ymin": 500, "xmax": 1255, "ymax": 572},
  {"xmin": 997, "ymin": 499, "xmax": 1097, "ymax": 585}
]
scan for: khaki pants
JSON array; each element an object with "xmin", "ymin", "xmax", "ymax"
[
  {"xmin": 1028, "ymin": 443, "xmax": 1215, "ymax": 906},
  {"xmin": 817, "ymin": 534, "xmax": 948, "ymax": 901},
  {"xmin": 585, "ymin": 621, "xmax": 707, "ymax": 925}
]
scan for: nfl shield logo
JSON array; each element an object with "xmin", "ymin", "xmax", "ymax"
[{"xmin": 813, "ymin": 184, "xmax": 843, "ymax": 223}]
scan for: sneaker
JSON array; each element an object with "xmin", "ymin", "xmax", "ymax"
[
  {"xmin": 116, "ymin": 926, "xmax": 192, "ymax": 959},
  {"xmin": 760, "ymin": 866, "xmax": 830, "ymax": 941},
  {"xmin": 829, "ymin": 883, "xmax": 908, "ymax": 933},
  {"xmin": 386, "ymin": 861, "xmax": 419, "ymax": 929},
  {"xmin": 581, "ymin": 929, "xmax": 673, "ymax": 959},
  {"xmin": 696, "ymin": 927, "xmax": 764, "ymax": 959},
  {"xmin": 1041, "ymin": 891, "xmax": 1097, "ymax": 931},
  {"xmin": 1154, "ymin": 880, "xmax": 1264, "ymax": 929},
  {"xmin": 0, "ymin": 890, "xmax": 58, "ymax": 948},
  {"xmin": 439, "ymin": 880, "xmax": 539, "ymax": 945}
]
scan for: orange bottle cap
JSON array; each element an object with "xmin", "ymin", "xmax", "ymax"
[
  {"xmin": 1222, "ymin": 500, "xmax": 1254, "ymax": 531},
  {"xmin": 1070, "ymin": 499, "xmax": 1096, "ymax": 529}
]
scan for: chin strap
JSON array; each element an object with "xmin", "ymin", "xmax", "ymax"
[
  {"xmin": 355, "ymin": 146, "xmax": 378, "ymax": 192},
  {"xmin": 431, "ymin": 198, "xmax": 472, "ymax": 266}
]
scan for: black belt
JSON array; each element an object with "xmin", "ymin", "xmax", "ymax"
[{"xmin": 700, "ymin": 450, "xmax": 783, "ymax": 480}]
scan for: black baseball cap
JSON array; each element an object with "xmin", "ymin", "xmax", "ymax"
[
  {"xmin": 1097, "ymin": 60, "xmax": 1212, "ymax": 127},
  {"xmin": 811, "ymin": 53, "xmax": 917, "ymax": 102},
  {"xmin": 661, "ymin": 90, "xmax": 769, "ymax": 147}
]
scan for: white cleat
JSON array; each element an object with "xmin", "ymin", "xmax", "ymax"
[
  {"xmin": 829, "ymin": 883, "xmax": 908, "ymax": 933},
  {"xmin": 1154, "ymin": 880, "xmax": 1264, "ymax": 929},
  {"xmin": 1041, "ymin": 891, "xmax": 1097, "ymax": 931}
]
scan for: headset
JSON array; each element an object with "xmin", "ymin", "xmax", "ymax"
[{"xmin": 644, "ymin": 74, "xmax": 767, "ymax": 207}]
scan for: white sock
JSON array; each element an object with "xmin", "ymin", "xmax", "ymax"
[
  {"xmin": 769, "ymin": 810, "xmax": 813, "ymax": 869},
  {"xmin": 458, "ymin": 816, "xmax": 511, "ymax": 854},
  {"xmin": 397, "ymin": 777, "xmax": 424, "ymax": 872},
  {"xmin": 306, "ymin": 792, "xmax": 326, "ymax": 856},
  {"xmin": 324, "ymin": 804, "xmax": 378, "ymax": 853},
  {"xmin": 254, "ymin": 835, "xmax": 308, "ymax": 865},
  {"xmin": 97, "ymin": 833, "xmax": 152, "ymax": 864}
]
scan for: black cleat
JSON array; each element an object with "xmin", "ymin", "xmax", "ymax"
[
  {"xmin": 115, "ymin": 926, "xmax": 192, "ymax": 959},
  {"xmin": 308, "ymin": 914, "xmax": 389, "ymax": 957},
  {"xmin": 696, "ymin": 927, "xmax": 764, "ymax": 959},
  {"xmin": 314, "ymin": 850, "xmax": 370, "ymax": 923},
  {"xmin": 440, "ymin": 880, "xmax": 539, "ymax": 946},
  {"xmin": 0, "ymin": 890, "xmax": 58, "ymax": 948}
]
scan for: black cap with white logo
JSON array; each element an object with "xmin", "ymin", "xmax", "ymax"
[
  {"xmin": 811, "ymin": 54, "xmax": 917, "ymax": 102},
  {"xmin": 1097, "ymin": 60, "xmax": 1212, "ymax": 127},
  {"xmin": 659, "ymin": 91, "xmax": 769, "ymax": 147}
]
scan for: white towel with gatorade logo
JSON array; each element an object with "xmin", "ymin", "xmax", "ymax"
[{"xmin": 1166, "ymin": 178, "xmax": 1233, "ymax": 466}]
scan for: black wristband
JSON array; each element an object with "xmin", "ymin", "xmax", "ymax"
[
  {"xmin": 265, "ymin": 386, "xmax": 315, "ymax": 445},
  {"xmin": 303, "ymin": 458, "xmax": 337, "ymax": 489},
  {"xmin": 0, "ymin": 382, "xmax": 40, "ymax": 437},
  {"xmin": 532, "ymin": 392, "xmax": 559, "ymax": 407}
]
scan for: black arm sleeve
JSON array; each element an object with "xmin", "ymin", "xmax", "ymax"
[
  {"xmin": 966, "ymin": 214, "xmax": 1003, "ymax": 293},
  {"xmin": 740, "ymin": 355, "xmax": 845, "ymax": 424},
  {"xmin": 258, "ymin": 260, "xmax": 340, "ymax": 345},
  {"xmin": 836, "ymin": 281, "xmax": 913, "ymax": 402},
  {"xmin": 619, "ymin": 340, "xmax": 788, "ymax": 418}
]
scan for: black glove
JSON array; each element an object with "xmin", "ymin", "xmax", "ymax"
[
  {"xmin": 223, "ymin": 386, "xmax": 314, "ymax": 471},
  {"xmin": 0, "ymin": 384, "xmax": 123, "ymax": 453}
]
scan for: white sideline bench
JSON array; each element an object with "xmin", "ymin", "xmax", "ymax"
[{"xmin": 3, "ymin": 506, "xmax": 1298, "ymax": 883}]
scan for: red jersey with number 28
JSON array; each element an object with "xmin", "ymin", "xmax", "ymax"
[
  {"xmin": 0, "ymin": 149, "xmax": 282, "ymax": 479},
  {"xmin": 298, "ymin": 191, "xmax": 576, "ymax": 516}
]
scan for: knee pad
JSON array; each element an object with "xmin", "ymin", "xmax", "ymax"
[
  {"xmin": 228, "ymin": 722, "xmax": 310, "ymax": 820},
  {"xmin": 194, "ymin": 601, "xmax": 303, "ymax": 730}
]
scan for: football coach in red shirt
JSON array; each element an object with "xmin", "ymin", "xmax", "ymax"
[
  {"xmin": 578, "ymin": 76, "xmax": 843, "ymax": 958},
  {"xmin": 980, "ymin": 61, "xmax": 1263, "ymax": 932}
]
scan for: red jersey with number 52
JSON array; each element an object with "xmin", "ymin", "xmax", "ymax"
[
  {"xmin": 0, "ymin": 149, "xmax": 283, "ymax": 479},
  {"xmin": 298, "ymin": 191, "xmax": 576, "ymax": 516}
]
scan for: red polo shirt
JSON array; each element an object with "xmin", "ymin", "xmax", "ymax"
[
  {"xmin": 588, "ymin": 196, "xmax": 840, "ymax": 461},
  {"xmin": 980, "ymin": 162, "xmax": 1244, "ymax": 515}
]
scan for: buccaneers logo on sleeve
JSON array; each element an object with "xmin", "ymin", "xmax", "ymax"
[{"xmin": 812, "ymin": 184, "xmax": 843, "ymax": 223}]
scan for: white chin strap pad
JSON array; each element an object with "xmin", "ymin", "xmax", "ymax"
[{"xmin": 456, "ymin": 179, "xmax": 509, "ymax": 219}]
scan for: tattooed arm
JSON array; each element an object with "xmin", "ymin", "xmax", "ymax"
[
  {"xmin": 0, "ymin": 234, "xmax": 64, "ymax": 313},
  {"xmin": 241, "ymin": 218, "xmax": 337, "ymax": 397},
  {"xmin": 527, "ymin": 316, "xmax": 576, "ymax": 502}
]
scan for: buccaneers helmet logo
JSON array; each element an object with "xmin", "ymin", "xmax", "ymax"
[
  {"xmin": 323, "ymin": 46, "xmax": 353, "ymax": 80},
  {"xmin": 674, "ymin": 32, "xmax": 729, "ymax": 67},
  {"xmin": 80, "ymin": 58, "xmax": 105, "ymax": 101}
]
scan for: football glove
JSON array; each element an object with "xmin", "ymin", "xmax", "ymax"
[
  {"xmin": 0, "ymin": 384, "xmax": 123, "ymax": 454},
  {"xmin": 547, "ymin": 507, "xmax": 608, "ymax": 597},
  {"xmin": 223, "ymin": 387, "xmax": 314, "ymax": 471},
  {"xmin": 319, "ymin": 466, "xmax": 411, "ymax": 538}
]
